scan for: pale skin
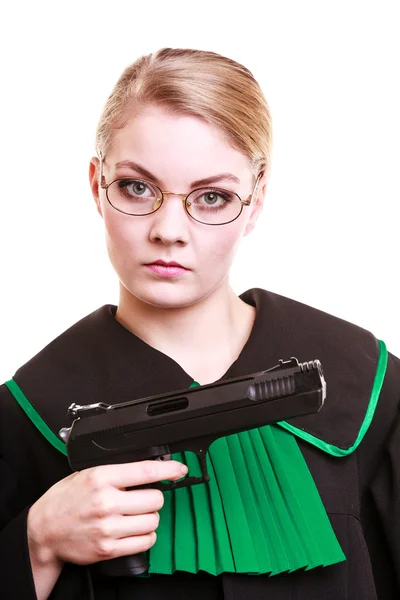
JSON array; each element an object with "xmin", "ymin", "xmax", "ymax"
[{"xmin": 27, "ymin": 104, "xmax": 268, "ymax": 599}]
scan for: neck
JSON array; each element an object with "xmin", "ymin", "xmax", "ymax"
[{"xmin": 115, "ymin": 282, "xmax": 256, "ymax": 383}]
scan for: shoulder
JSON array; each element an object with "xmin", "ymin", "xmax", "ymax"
[
  {"xmin": 247, "ymin": 286, "xmax": 379, "ymax": 346},
  {"xmin": 242, "ymin": 288, "xmax": 400, "ymax": 455},
  {"xmin": 1, "ymin": 305, "xmax": 116, "ymax": 456}
]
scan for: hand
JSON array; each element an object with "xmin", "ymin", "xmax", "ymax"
[{"xmin": 27, "ymin": 460, "xmax": 188, "ymax": 566}]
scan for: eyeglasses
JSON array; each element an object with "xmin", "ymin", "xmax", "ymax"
[{"xmin": 99, "ymin": 157, "xmax": 262, "ymax": 226}]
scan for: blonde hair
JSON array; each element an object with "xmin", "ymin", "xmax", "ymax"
[{"xmin": 95, "ymin": 48, "xmax": 272, "ymax": 176}]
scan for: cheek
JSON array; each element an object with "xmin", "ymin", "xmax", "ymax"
[
  {"xmin": 197, "ymin": 224, "xmax": 244, "ymax": 265},
  {"xmin": 102, "ymin": 211, "xmax": 142, "ymax": 263}
]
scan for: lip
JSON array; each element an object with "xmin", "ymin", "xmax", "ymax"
[
  {"xmin": 146, "ymin": 260, "xmax": 188, "ymax": 269},
  {"xmin": 145, "ymin": 262, "xmax": 189, "ymax": 278}
]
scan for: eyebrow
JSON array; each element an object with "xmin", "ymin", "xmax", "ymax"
[{"xmin": 114, "ymin": 160, "xmax": 241, "ymax": 188}]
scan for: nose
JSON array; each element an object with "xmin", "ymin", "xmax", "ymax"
[{"xmin": 148, "ymin": 193, "xmax": 191, "ymax": 245}]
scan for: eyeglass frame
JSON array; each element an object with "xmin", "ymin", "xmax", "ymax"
[{"xmin": 98, "ymin": 155, "xmax": 263, "ymax": 226}]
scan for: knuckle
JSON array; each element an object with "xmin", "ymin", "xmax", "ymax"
[
  {"xmin": 85, "ymin": 467, "xmax": 104, "ymax": 491},
  {"xmin": 91, "ymin": 493, "xmax": 114, "ymax": 518},
  {"xmin": 93, "ymin": 520, "xmax": 112, "ymax": 538},
  {"xmin": 143, "ymin": 531, "xmax": 157, "ymax": 551},
  {"xmin": 148, "ymin": 513, "xmax": 160, "ymax": 531},
  {"xmin": 141, "ymin": 461, "xmax": 157, "ymax": 480},
  {"xmin": 96, "ymin": 538, "xmax": 116, "ymax": 559},
  {"xmin": 152, "ymin": 490, "xmax": 165, "ymax": 510}
]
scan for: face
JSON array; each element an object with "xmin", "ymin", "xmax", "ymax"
[{"xmin": 89, "ymin": 104, "xmax": 267, "ymax": 309}]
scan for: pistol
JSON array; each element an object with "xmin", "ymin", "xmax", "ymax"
[{"xmin": 59, "ymin": 357, "xmax": 326, "ymax": 577}]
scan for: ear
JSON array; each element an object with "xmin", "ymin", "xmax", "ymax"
[
  {"xmin": 243, "ymin": 172, "xmax": 269, "ymax": 236},
  {"xmin": 89, "ymin": 157, "xmax": 103, "ymax": 218}
]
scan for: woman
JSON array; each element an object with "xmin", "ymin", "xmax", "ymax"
[{"xmin": 1, "ymin": 47, "xmax": 399, "ymax": 600}]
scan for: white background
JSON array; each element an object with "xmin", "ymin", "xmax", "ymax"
[{"xmin": 0, "ymin": 0, "xmax": 399, "ymax": 382}]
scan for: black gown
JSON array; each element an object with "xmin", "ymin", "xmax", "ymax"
[{"xmin": 1, "ymin": 287, "xmax": 400, "ymax": 600}]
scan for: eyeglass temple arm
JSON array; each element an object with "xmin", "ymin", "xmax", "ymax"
[
  {"xmin": 243, "ymin": 172, "xmax": 263, "ymax": 206},
  {"xmin": 98, "ymin": 154, "xmax": 107, "ymax": 188}
]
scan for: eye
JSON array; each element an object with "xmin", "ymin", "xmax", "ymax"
[
  {"xmin": 191, "ymin": 189, "xmax": 236, "ymax": 209},
  {"xmin": 201, "ymin": 191, "xmax": 223, "ymax": 206},
  {"xmin": 117, "ymin": 179, "xmax": 156, "ymax": 198}
]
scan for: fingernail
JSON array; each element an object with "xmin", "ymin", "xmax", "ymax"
[{"xmin": 181, "ymin": 464, "xmax": 188, "ymax": 475}]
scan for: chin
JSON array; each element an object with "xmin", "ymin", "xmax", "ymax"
[
  {"xmin": 123, "ymin": 279, "xmax": 219, "ymax": 310},
  {"xmin": 127, "ymin": 283, "xmax": 202, "ymax": 309}
]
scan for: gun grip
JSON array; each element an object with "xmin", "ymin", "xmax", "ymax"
[{"xmin": 96, "ymin": 552, "xmax": 149, "ymax": 577}]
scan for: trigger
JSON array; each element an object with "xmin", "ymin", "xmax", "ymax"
[{"xmin": 199, "ymin": 451, "xmax": 210, "ymax": 483}]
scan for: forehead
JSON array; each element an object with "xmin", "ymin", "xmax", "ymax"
[{"xmin": 107, "ymin": 105, "xmax": 253, "ymax": 186}]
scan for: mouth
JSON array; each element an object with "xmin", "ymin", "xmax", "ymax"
[
  {"xmin": 146, "ymin": 260, "xmax": 188, "ymax": 269},
  {"xmin": 144, "ymin": 260, "xmax": 190, "ymax": 278}
]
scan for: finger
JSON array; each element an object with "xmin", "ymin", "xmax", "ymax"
[
  {"xmin": 87, "ymin": 460, "xmax": 188, "ymax": 489},
  {"xmin": 93, "ymin": 532, "xmax": 157, "ymax": 562},
  {"xmin": 118, "ymin": 488, "xmax": 165, "ymax": 515},
  {"xmin": 99, "ymin": 512, "xmax": 160, "ymax": 539}
]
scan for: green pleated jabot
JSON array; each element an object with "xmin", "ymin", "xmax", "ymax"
[{"xmin": 147, "ymin": 424, "xmax": 345, "ymax": 576}]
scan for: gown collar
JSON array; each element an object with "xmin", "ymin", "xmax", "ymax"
[{"xmin": 12, "ymin": 287, "xmax": 382, "ymax": 452}]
